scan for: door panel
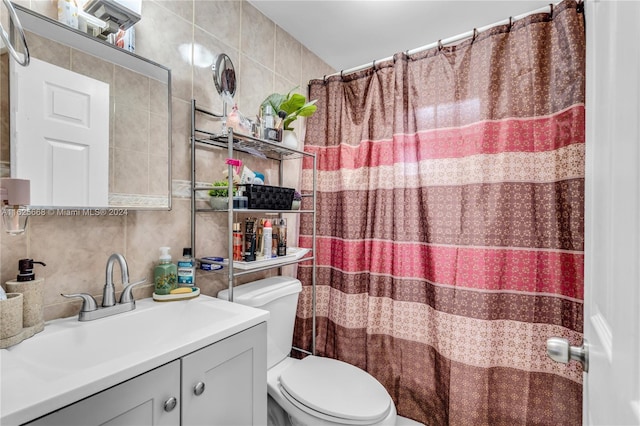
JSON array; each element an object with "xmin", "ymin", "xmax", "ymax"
[
  {"xmin": 10, "ymin": 57, "xmax": 109, "ymax": 207},
  {"xmin": 583, "ymin": 0, "xmax": 640, "ymax": 423}
]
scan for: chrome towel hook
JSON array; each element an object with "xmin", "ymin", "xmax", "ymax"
[{"xmin": 0, "ymin": 0, "xmax": 30, "ymax": 67}]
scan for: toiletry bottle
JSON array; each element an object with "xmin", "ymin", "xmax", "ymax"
[
  {"xmin": 177, "ymin": 248, "xmax": 195, "ymax": 286},
  {"xmin": 233, "ymin": 223, "xmax": 244, "ymax": 261},
  {"xmin": 272, "ymin": 221, "xmax": 279, "ymax": 257},
  {"xmin": 244, "ymin": 218, "xmax": 257, "ymax": 261},
  {"xmin": 263, "ymin": 220, "xmax": 272, "ymax": 259},
  {"xmin": 154, "ymin": 247, "xmax": 177, "ymax": 295},
  {"xmin": 276, "ymin": 218, "xmax": 287, "ymax": 257},
  {"xmin": 256, "ymin": 219, "xmax": 264, "ymax": 260}
]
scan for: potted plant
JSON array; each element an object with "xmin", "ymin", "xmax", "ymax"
[
  {"xmin": 261, "ymin": 87, "xmax": 317, "ymax": 148},
  {"xmin": 291, "ymin": 191, "xmax": 302, "ymax": 210},
  {"xmin": 208, "ymin": 180, "xmax": 236, "ymax": 210}
]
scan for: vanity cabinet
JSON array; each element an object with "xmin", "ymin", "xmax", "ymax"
[
  {"xmin": 25, "ymin": 323, "xmax": 267, "ymax": 426},
  {"xmin": 27, "ymin": 361, "xmax": 181, "ymax": 426}
]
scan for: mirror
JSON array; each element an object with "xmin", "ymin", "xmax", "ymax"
[
  {"xmin": 0, "ymin": 5, "xmax": 171, "ymax": 210},
  {"xmin": 211, "ymin": 53, "xmax": 236, "ymax": 98}
]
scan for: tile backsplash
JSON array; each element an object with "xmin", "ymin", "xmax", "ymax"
[{"xmin": 0, "ymin": 0, "xmax": 333, "ymax": 320}]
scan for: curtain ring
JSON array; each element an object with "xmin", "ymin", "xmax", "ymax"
[
  {"xmin": 323, "ymin": 75, "xmax": 327, "ymax": 83},
  {"xmin": 437, "ymin": 39, "xmax": 443, "ymax": 51},
  {"xmin": 472, "ymin": 28, "xmax": 478, "ymax": 41},
  {"xmin": 340, "ymin": 70, "xmax": 344, "ymax": 79},
  {"xmin": 509, "ymin": 16, "xmax": 514, "ymax": 28},
  {"xmin": 549, "ymin": 3, "xmax": 554, "ymax": 18},
  {"xmin": 372, "ymin": 59, "xmax": 376, "ymax": 70}
]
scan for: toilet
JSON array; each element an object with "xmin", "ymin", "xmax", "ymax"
[{"xmin": 218, "ymin": 276, "xmax": 398, "ymax": 426}]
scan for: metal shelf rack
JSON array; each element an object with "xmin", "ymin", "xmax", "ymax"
[{"xmin": 190, "ymin": 99, "xmax": 317, "ymax": 355}]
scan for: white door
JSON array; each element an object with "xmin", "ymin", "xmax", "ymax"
[
  {"xmin": 10, "ymin": 57, "xmax": 109, "ymax": 207},
  {"xmin": 548, "ymin": 1, "xmax": 640, "ymax": 424}
]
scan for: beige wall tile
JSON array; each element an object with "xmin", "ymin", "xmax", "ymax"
[
  {"xmin": 275, "ymin": 27, "xmax": 302, "ymax": 85},
  {"xmin": 136, "ymin": 1, "xmax": 193, "ymax": 101},
  {"xmin": 194, "ymin": 0, "xmax": 241, "ymax": 51},
  {"xmin": 240, "ymin": 2, "xmax": 275, "ymax": 71}
]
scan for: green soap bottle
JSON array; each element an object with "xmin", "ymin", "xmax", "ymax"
[{"xmin": 154, "ymin": 247, "xmax": 177, "ymax": 295}]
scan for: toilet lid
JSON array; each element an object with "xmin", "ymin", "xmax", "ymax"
[{"xmin": 279, "ymin": 356, "xmax": 392, "ymax": 423}]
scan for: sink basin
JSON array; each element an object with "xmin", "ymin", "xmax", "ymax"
[
  {"xmin": 0, "ymin": 295, "xmax": 269, "ymax": 425},
  {"xmin": 11, "ymin": 298, "xmax": 241, "ymax": 371}
]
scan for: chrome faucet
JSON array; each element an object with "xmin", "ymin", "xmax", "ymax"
[
  {"xmin": 103, "ymin": 253, "xmax": 129, "ymax": 307},
  {"xmin": 62, "ymin": 253, "xmax": 147, "ymax": 321}
]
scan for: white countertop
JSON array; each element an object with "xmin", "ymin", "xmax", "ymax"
[{"xmin": 0, "ymin": 295, "xmax": 269, "ymax": 425}]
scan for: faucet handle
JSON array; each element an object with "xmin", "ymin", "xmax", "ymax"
[
  {"xmin": 119, "ymin": 278, "xmax": 147, "ymax": 304},
  {"xmin": 61, "ymin": 293, "xmax": 98, "ymax": 312}
]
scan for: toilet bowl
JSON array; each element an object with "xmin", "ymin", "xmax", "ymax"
[
  {"xmin": 218, "ymin": 276, "xmax": 397, "ymax": 426},
  {"xmin": 268, "ymin": 357, "xmax": 396, "ymax": 426}
]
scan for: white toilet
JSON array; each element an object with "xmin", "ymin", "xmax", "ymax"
[{"xmin": 218, "ymin": 276, "xmax": 398, "ymax": 426}]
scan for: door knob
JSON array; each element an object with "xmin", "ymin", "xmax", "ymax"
[
  {"xmin": 194, "ymin": 381, "xmax": 206, "ymax": 396},
  {"xmin": 546, "ymin": 337, "xmax": 589, "ymax": 372},
  {"xmin": 163, "ymin": 396, "xmax": 177, "ymax": 412}
]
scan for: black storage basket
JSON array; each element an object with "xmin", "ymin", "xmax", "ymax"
[{"xmin": 242, "ymin": 184, "xmax": 295, "ymax": 210}]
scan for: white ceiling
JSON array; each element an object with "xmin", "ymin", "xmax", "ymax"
[{"xmin": 249, "ymin": 1, "xmax": 554, "ymax": 72}]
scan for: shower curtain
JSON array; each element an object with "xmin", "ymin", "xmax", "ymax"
[{"xmin": 294, "ymin": 0, "xmax": 585, "ymax": 424}]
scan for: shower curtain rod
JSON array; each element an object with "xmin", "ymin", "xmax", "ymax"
[{"xmin": 325, "ymin": 1, "xmax": 569, "ymax": 79}]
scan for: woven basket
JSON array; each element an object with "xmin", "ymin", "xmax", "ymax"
[{"xmin": 242, "ymin": 184, "xmax": 295, "ymax": 210}]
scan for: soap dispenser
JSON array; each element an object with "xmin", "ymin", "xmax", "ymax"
[
  {"xmin": 5, "ymin": 258, "xmax": 46, "ymax": 332},
  {"xmin": 154, "ymin": 247, "xmax": 177, "ymax": 296}
]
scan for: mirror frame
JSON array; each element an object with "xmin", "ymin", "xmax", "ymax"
[{"xmin": 9, "ymin": 4, "xmax": 172, "ymax": 210}]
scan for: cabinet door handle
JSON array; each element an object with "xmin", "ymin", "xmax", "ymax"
[
  {"xmin": 163, "ymin": 397, "xmax": 177, "ymax": 412},
  {"xmin": 194, "ymin": 381, "xmax": 206, "ymax": 396}
]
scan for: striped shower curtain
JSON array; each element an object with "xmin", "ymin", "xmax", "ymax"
[{"xmin": 294, "ymin": 1, "xmax": 585, "ymax": 424}]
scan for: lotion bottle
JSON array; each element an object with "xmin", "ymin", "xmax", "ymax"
[{"xmin": 262, "ymin": 220, "xmax": 272, "ymax": 259}]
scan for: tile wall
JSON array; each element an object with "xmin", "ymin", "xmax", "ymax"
[{"xmin": 0, "ymin": 0, "xmax": 333, "ymax": 320}]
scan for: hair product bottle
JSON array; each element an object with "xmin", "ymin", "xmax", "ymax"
[
  {"xmin": 262, "ymin": 220, "xmax": 272, "ymax": 259},
  {"xmin": 244, "ymin": 218, "xmax": 256, "ymax": 261},
  {"xmin": 233, "ymin": 223, "xmax": 244, "ymax": 261}
]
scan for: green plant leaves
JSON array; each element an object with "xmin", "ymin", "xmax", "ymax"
[{"xmin": 260, "ymin": 87, "xmax": 318, "ymax": 130}]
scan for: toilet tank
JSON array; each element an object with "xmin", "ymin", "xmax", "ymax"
[{"xmin": 217, "ymin": 276, "xmax": 302, "ymax": 369}]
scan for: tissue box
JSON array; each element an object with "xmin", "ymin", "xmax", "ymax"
[{"xmin": 242, "ymin": 184, "xmax": 294, "ymax": 210}]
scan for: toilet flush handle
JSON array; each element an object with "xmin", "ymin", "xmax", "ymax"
[{"xmin": 194, "ymin": 381, "xmax": 206, "ymax": 396}]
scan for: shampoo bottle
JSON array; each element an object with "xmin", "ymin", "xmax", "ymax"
[
  {"xmin": 177, "ymin": 247, "xmax": 195, "ymax": 286},
  {"xmin": 154, "ymin": 247, "xmax": 177, "ymax": 295},
  {"xmin": 262, "ymin": 220, "xmax": 272, "ymax": 259}
]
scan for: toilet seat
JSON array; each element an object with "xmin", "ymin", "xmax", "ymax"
[{"xmin": 278, "ymin": 356, "xmax": 392, "ymax": 425}]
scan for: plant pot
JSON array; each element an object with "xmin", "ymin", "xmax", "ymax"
[
  {"xmin": 291, "ymin": 200, "xmax": 301, "ymax": 210},
  {"xmin": 282, "ymin": 130, "xmax": 298, "ymax": 149},
  {"xmin": 209, "ymin": 197, "xmax": 228, "ymax": 210}
]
